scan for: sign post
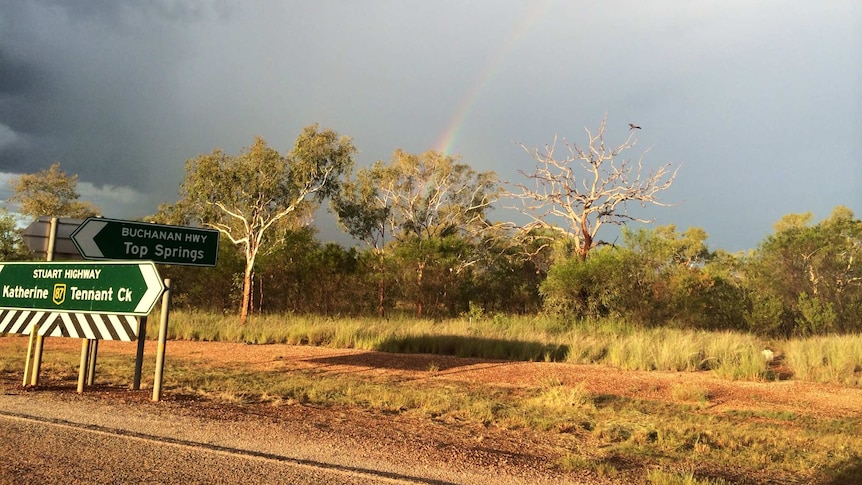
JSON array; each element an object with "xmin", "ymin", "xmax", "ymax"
[
  {"xmin": 72, "ymin": 217, "xmax": 219, "ymax": 267},
  {"xmin": 152, "ymin": 279, "xmax": 171, "ymax": 402},
  {"xmin": 11, "ymin": 217, "xmax": 208, "ymax": 396},
  {"xmin": 22, "ymin": 216, "xmax": 61, "ymax": 387}
]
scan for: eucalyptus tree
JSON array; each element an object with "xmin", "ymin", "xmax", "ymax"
[
  {"xmin": 7, "ymin": 162, "xmax": 100, "ymax": 219},
  {"xmin": 743, "ymin": 206, "xmax": 862, "ymax": 336},
  {"xmin": 179, "ymin": 125, "xmax": 355, "ymax": 324},
  {"xmin": 378, "ymin": 149, "xmax": 498, "ymax": 241},
  {"xmin": 510, "ymin": 117, "xmax": 678, "ymax": 261},
  {"xmin": 334, "ymin": 149, "xmax": 499, "ymax": 317},
  {"xmin": 0, "ymin": 209, "xmax": 28, "ymax": 261},
  {"xmin": 331, "ymin": 167, "xmax": 391, "ymax": 315}
]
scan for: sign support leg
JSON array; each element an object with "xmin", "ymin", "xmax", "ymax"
[
  {"xmin": 30, "ymin": 217, "xmax": 58, "ymax": 387},
  {"xmin": 30, "ymin": 334, "xmax": 44, "ymax": 386},
  {"xmin": 152, "ymin": 279, "xmax": 171, "ymax": 402},
  {"xmin": 77, "ymin": 339, "xmax": 90, "ymax": 393},
  {"xmin": 22, "ymin": 328, "xmax": 37, "ymax": 386},
  {"xmin": 133, "ymin": 316, "xmax": 147, "ymax": 390},
  {"xmin": 86, "ymin": 339, "xmax": 98, "ymax": 386}
]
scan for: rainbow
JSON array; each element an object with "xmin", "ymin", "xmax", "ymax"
[{"xmin": 434, "ymin": 0, "xmax": 554, "ymax": 156}]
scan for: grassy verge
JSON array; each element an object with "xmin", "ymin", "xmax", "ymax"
[
  {"xmin": 0, "ymin": 337, "xmax": 859, "ymax": 484},
  {"xmin": 157, "ymin": 311, "xmax": 862, "ymax": 386}
]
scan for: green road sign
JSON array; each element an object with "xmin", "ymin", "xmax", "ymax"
[
  {"xmin": 71, "ymin": 217, "xmax": 219, "ymax": 266},
  {"xmin": 0, "ymin": 261, "xmax": 164, "ymax": 315}
]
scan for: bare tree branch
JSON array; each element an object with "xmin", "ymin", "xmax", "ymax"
[{"xmin": 507, "ymin": 116, "xmax": 679, "ymax": 260}]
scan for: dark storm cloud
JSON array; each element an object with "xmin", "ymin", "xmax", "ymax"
[
  {"xmin": 0, "ymin": 47, "xmax": 45, "ymax": 98},
  {"xmin": 0, "ymin": 46, "xmax": 51, "ymax": 137},
  {"xmin": 0, "ymin": 1, "xmax": 230, "ymax": 197}
]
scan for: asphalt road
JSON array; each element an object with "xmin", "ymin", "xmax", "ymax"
[
  {"xmin": 0, "ymin": 390, "xmax": 478, "ymax": 485},
  {"xmin": 0, "ymin": 414, "xmax": 403, "ymax": 485},
  {"xmin": 0, "ymin": 391, "xmax": 565, "ymax": 485},
  {"xmin": 0, "ymin": 412, "xmax": 456, "ymax": 485}
]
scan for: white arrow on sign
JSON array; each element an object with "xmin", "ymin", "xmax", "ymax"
[
  {"xmin": 70, "ymin": 219, "xmax": 107, "ymax": 258},
  {"xmin": 136, "ymin": 263, "xmax": 164, "ymax": 314}
]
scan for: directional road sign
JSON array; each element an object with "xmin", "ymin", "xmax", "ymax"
[
  {"xmin": 71, "ymin": 217, "xmax": 219, "ymax": 267},
  {"xmin": 0, "ymin": 261, "xmax": 164, "ymax": 316}
]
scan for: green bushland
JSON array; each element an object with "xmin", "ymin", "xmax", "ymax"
[{"xmin": 154, "ymin": 311, "xmax": 862, "ymax": 387}]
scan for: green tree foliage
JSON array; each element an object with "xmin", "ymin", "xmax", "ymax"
[
  {"xmin": 540, "ymin": 243, "xmax": 628, "ymax": 320},
  {"xmin": 0, "ymin": 209, "xmax": 29, "ymax": 261},
  {"xmin": 510, "ymin": 117, "xmax": 678, "ymax": 261},
  {"xmin": 7, "ymin": 162, "xmax": 100, "ymax": 219},
  {"xmin": 335, "ymin": 148, "xmax": 499, "ymax": 245},
  {"xmin": 175, "ymin": 125, "xmax": 355, "ymax": 324},
  {"xmin": 387, "ymin": 234, "xmax": 473, "ymax": 318},
  {"xmin": 465, "ymin": 224, "xmax": 548, "ymax": 315},
  {"xmin": 375, "ymin": 149, "xmax": 498, "ymax": 241},
  {"xmin": 743, "ymin": 206, "xmax": 862, "ymax": 336},
  {"xmin": 331, "ymin": 166, "xmax": 392, "ymax": 316},
  {"xmin": 157, "ymin": 243, "xmax": 246, "ymax": 312},
  {"xmin": 331, "ymin": 167, "xmax": 390, "ymax": 250},
  {"xmin": 334, "ymin": 149, "xmax": 499, "ymax": 317},
  {"xmin": 254, "ymin": 229, "xmax": 373, "ymax": 316},
  {"xmin": 541, "ymin": 225, "xmax": 745, "ymax": 329}
]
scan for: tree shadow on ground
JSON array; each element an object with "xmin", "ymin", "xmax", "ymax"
[
  {"xmin": 304, "ymin": 335, "xmax": 568, "ymax": 372},
  {"xmin": 375, "ymin": 335, "xmax": 568, "ymax": 363},
  {"xmin": 304, "ymin": 351, "xmax": 481, "ymax": 372},
  {"xmin": 823, "ymin": 456, "xmax": 862, "ymax": 485}
]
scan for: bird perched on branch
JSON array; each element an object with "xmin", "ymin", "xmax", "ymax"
[{"xmin": 628, "ymin": 123, "xmax": 642, "ymax": 130}]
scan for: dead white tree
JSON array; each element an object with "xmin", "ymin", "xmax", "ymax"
[{"xmin": 510, "ymin": 117, "xmax": 679, "ymax": 261}]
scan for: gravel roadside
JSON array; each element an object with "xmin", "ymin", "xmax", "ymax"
[{"xmin": 0, "ymin": 383, "xmax": 589, "ymax": 485}]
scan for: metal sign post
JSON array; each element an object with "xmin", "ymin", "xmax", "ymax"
[
  {"xmin": 152, "ymin": 279, "xmax": 171, "ymax": 402},
  {"xmin": 132, "ymin": 316, "xmax": 148, "ymax": 390},
  {"xmin": 22, "ymin": 217, "xmax": 59, "ymax": 386}
]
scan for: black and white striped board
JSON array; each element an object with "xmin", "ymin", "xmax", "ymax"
[{"xmin": 0, "ymin": 309, "xmax": 139, "ymax": 341}]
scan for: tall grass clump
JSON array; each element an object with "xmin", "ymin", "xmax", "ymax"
[
  {"xmin": 703, "ymin": 332, "xmax": 771, "ymax": 381},
  {"xmin": 373, "ymin": 314, "xmax": 570, "ymax": 361},
  {"xmin": 161, "ymin": 311, "xmax": 344, "ymax": 346},
  {"xmin": 0, "ymin": 336, "xmax": 27, "ymax": 373},
  {"xmin": 562, "ymin": 325, "xmax": 771, "ymax": 378},
  {"xmin": 606, "ymin": 328, "xmax": 703, "ymax": 371},
  {"xmin": 782, "ymin": 334, "xmax": 862, "ymax": 386},
  {"xmin": 0, "ymin": 353, "xmax": 18, "ymax": 373}
]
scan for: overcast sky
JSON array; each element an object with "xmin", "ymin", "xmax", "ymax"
[{"xmin": 1, "ymin": 1, "xmax": 859, "ymax": 252}]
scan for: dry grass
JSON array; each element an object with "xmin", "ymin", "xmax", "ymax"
[{"xmin": 156, "ymin": 311, "xmax": 862, "ymax": 387}]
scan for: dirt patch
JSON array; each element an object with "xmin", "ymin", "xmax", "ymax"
[
  {"xmin": 4, "ymin": 336, "xmax": 861, "ymax": 422},
  {"xmin": 127, "ymin": 339, "xmax": 861, "ymax": 419}
]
